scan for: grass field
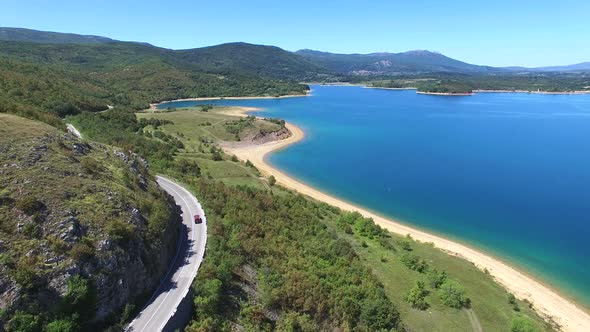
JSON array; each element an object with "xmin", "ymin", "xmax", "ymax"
[
  {"xmin": 137, "ymin": 106, "xmax": 282, "ymax": 191},
  {"xmin": 322, "ymin": 214, "xmax": 553, "ymax": 332}
]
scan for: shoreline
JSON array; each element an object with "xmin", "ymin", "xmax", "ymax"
[
  {"xmin": 416, "ymin": 91, "xmax": 474, "ymax": 96},
  {"xmin": 149, "ymin": 91, "xmax": 311, "ymax": 110},
  {"xmin": 364, "ymin": 85, "xmax": 590, "ymax": 95},
  {"xmin": 220, "ymin": 106, "xmax": 590, "ymax": 332},
  {"xmin": 473, "ymin": 89, "xmax": 590, "ymax": 95}
]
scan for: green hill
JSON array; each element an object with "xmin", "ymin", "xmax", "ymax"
[
  {"xmin": 174, "ymin": 42, "xmax": 332, "ymax": 81},
  {"xmin": 0, "ymin": 41, "xmax": 308, "ymax": 125}
]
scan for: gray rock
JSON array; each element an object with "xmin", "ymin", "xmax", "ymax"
[
  {"xmin": 98, "ymin": 239, "xmax": 113, "ymax": 251},
  {"xmin": 48, "ymin": 274, "xmax": 71, "ymax": 297},
  {"xmin": 72, "ymin": 142, "xmax": 91, "ymax": 155},
  {"xmin": 114, "ymin": 150, "xmax": 129, "ymax": 163},
  {"xmin": 59, "ymin": 216, "xmax": 83, "ymax": 243}
]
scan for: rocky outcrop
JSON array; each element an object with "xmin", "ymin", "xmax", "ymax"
[
  {"xmin": 251, "ymin": 127, "xmax": 291, "ymax": 144},
  {"xmin": 0, "ymin": 119, "xmax": 181, "ymax": 329}
]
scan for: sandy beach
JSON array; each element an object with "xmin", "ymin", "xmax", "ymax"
[{"xmin": 221, "ymin": 107, "xmax": 590, "ymax": 332}]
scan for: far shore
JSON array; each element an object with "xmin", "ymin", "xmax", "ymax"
[
  {"xmin": 416, "ymin": 91, "xmax": 474, "ymax": 96},
  {"xmin": 473, "ymin": 89, "xmax": 590, "ymax": 95},
  {"xmin": 218, "ymin": 106, "xmax": 590, "ymax": 332},
  {"xmin": 363, "ymin": 84, "xmax": 590, "ymax": 95}
]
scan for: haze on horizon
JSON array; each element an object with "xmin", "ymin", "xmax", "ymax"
[{"xmin": 1, "ymin": 0, "xmax": 589, "ymax": 68}]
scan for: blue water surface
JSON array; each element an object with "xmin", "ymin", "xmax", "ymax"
[{"xmin": 161, "ymin": 85, "xmax": 590, "ymax": 307}]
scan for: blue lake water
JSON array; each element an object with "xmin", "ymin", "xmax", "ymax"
[{"xmin": 160, "ymin": 85, "xmax": 590, "ymax": 308}]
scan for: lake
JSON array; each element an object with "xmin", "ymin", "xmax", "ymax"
[{"xmin": 159, "ymin": 85, "xmax": 590, "ymax": 308}]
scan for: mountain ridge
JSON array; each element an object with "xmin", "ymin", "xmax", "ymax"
[
  {"xmin": 1, "ymin": 27, "xmax": 588, "ymax": 74},
  {"xmin": 0, "ymin": 27, "xmax": 117, "ymax": 44}
]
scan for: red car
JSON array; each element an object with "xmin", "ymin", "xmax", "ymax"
[{"xmin": 194, "ymin": 214, "xmax": 202, "ymax": 224}]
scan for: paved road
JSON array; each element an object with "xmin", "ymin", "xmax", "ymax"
[{"xmin": 127, "ymin": 176, "xmax": 207, "ymax": 332}]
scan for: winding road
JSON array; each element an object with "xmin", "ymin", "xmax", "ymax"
[{"xmin": 127, "ymin": 176, "xmax": 207, "ymax": 332}]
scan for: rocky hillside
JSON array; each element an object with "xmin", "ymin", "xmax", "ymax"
[{"xmin": 0, "ymin": 114, "xmax": 180, "ymax": 330}]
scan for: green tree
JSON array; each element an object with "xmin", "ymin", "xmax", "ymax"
[
  {"xmin": 427, "ymin": 268, "xmax": 448, "ymax": 289},
  {"xmin": 400, "ymin": 253, "xmax": 428, "ymax": 273},
  {"xmin": 194, "ymin": 278, "xmax": 223, "ymax": 319},
  {"xmin": 268, "ymin": 175, "xmax": 276, "ymax": 186},
  {"xmin": 359, "ymin": 297, "xmax": 400, "ymax": 330},
  {"xmin": 399, "ymin": 239, "xmax": 413, "ymax": 251},
  {"xmin": 439, "ymin": 280, "xmax": 470, "ymax": 308},
  {"xmin": 405, "ymin": 281, "xmax": 429, "ymax": 310}
]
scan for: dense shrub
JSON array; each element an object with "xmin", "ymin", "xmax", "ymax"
[
  {"xmin": 510, "ymin": 315, "xmax": 540, "ymax": 332},
  {"xmin": 184, "ymin": 180, "xmax": 401, "ymax": 331},
  {"xmin": 15, "ymin": 196, "xmax": 44, "ymax": 215},
  {"xmin": 508, "ymin": 293, "xmax": 521, "ymax": 312},
  {"xmin": 46, "ymin": 319, "xmax": 75, "ymax": 332},
  {"xmin": 427, "ymin": 268, "xmax": 448, "ymax": 289},
  {"xmin": 59, "ymin": 275, "xmax": 96, "ymax": 321},
  {"xmin": 174, "ymin": 159, "xmax": 201, "ymax": 177},
  {"xmin": 80, "ymin": 157, "xmax": 100, "ymax": 174},
  {"xmin": 69, "ymin": 239, "xmax": 95, "ymax": 261},
  {"xmin": 106, "ymin": 220, "xmax": 135, "ymax": 244},
  {"xmin": 13, "ymin": 256, "xmax": 39, "ymax": 289},
  {"xmin": 400, "ymin": 253, "xmax": 429, "ymax": 273},
  {"xmin": 268, "ymin": 175, "xmax": 276, "ymax": 186},
  {"xmin": 5, "ymin": 312, "xmax": 41, "ymax": 332}
]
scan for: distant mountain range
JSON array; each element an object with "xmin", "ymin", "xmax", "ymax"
[
  {"xmin": 505, "ymin": 62, "xmax": 590, "ymax": 72},
  {"xmin": 295, "ymin": 49, "xmax": 590, "ymax": 75},
  {"xmin": 294, "ymin": 49, "xmax": 501, "ymax": 74},
  {"xmin": 0, "ymin": 27, "xmax": 588, "ymax": 79},
  {"xmin": 0, "ymin": 27, "xmax": 117, "ymax": 44}
]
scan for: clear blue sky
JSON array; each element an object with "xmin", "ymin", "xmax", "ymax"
[{"xmin": 1, "ymin": 0, "xmax": 588, "ymax": 67}]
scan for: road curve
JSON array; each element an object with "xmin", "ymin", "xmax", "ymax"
[{"xmin": 127, "ymin": 176, "xmax": 207, "ymax": 332}]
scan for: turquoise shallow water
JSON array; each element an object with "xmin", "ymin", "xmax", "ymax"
[{"xmin": 160, "ymin": 85, "xmax": 590, "ymax": 308}]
